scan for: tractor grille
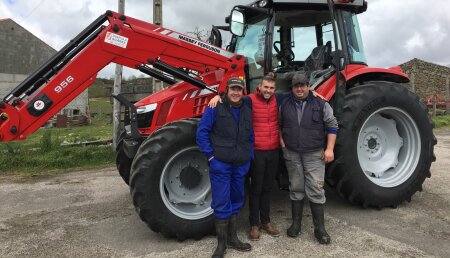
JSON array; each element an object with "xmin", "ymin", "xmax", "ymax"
[{"xmin": 137, "ymin": 111, "xmax": 154, "ymax": 128}]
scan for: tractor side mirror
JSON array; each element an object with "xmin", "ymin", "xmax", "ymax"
[{"xmin": 230, "ymin": 9, "xmax": 245, "ymax": 36}]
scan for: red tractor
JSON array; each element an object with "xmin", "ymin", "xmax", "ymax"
[{"xmin": 0, "ymin": 0, "xmax": 435, "ymax": 240}]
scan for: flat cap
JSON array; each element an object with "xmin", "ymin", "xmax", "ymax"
[
  {"xmin": 292, "ymin": 72, "xmax": 309, "ymax": 86},
  {"xmin": 226, "ymin": 77, "xmax": 245, "ymax": 89}
]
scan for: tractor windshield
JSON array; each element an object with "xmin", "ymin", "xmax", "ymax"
[{"xmin": 342, "ymin": 11, "xmax": 367, "ymax": 64}]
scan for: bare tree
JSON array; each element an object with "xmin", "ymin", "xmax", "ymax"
[{"xmin": 187, "ymin": 27, "xmax": 211, "ymax": 41}]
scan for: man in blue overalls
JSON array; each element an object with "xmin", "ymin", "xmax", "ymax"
[{"xmin": 197, "ymin": 77, "xmax": 254, "ymax": 258}]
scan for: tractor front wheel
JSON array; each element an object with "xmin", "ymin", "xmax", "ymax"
[
  {"xmin": 129, "ymin": 119, "xmax": 214, "ymax": 240},
  {"xmin": 115, "ymin": 131, "xmax": 132, "ymax": 185},
  {"xmin": 331, "ymin": 81, "xmax": 436, "ymax": 208}
]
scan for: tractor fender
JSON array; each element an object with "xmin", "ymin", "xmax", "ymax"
[
  {"xmin": 315, "ymin": 65, "xmax": 410, "ymax": 101},
  {"xmin": 345, "ymin": 66, "xmax": 410, "ymax": 87}
]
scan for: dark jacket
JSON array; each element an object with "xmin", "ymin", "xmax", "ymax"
[
  {"xmin": 197, "ymin": 97, "xmax": 254, "ymax": 165},
  {"xmin": 280, "ymin": 92, "xmax": 326, "ymax": 153}
]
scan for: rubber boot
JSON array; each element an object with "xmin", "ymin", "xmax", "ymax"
[
  {"xmin": 310, "ymin": 202, "xmax": 331, "ymax": 244},
  {"xmin": 227, "ymin": 215, "xmax": 252, "ymax": 252},
  {"xmin": 287, "ymin": 199, "xmax": 304, "ymax": 238},
  {"xmin": 212, "ymin": 219, "xmax": 228, "ymax": 258}
]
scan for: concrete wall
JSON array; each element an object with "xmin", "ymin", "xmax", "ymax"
[
  {"xmin": 0, "ymin": 19, "xmax": 55, "ymax": 75},
  {"xmin": 0, "ymin": 73, "xmax": 27, "ymax": 98},
  {"xmin": 0, "ymin": 19, "xmax": 88, "ymax": 116}
]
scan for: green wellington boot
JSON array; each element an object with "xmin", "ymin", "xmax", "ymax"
[{"xmin": 227, "ymin": 215, "xmax": 252, "ymax": 252}]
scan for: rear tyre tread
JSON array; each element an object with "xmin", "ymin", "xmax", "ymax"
[{"xmin": 331, "ymin": 81, "xmax": 435, "ymax": 208}]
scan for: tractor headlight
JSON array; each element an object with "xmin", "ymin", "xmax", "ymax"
[
  {"xmin": 136, "ymin": 103, "xmax": 157, "ymax": 114},
  {"xmin": 258, "ymin": 0, "xmax": 268, "ymax": 7}
]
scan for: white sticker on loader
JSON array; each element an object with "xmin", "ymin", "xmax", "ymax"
[
  {"xmin": 105, "ymin": 32, "xmax": 128, "ymax": 48},
  {"xmin": 34, "ymin": 100, "xmax": 45, "ymax": 111}
]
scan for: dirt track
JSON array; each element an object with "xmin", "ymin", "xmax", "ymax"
[{"xmin": 0, "ymin": 129, "xmax": 449, "ymax": 257}]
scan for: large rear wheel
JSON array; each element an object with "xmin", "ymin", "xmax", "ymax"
[
  {"xmin": 331, "ymin": 81, "xmax": 436, "ymax": 208},
  {"xmin": 129, "ymin": 119, "xmax": 214, "ymax": 240}
]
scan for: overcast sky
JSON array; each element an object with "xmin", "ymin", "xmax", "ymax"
[{"xmin": 1, "ymin": 0, "xmax": 449, "ymax": 78}]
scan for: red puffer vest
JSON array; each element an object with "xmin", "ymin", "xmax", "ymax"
[{"xmin": 248, "ymin": 93, "xmax": 280, "ymax": 151}]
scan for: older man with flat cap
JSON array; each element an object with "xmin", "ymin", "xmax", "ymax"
[{"xmin": 279, "ymin": 71, "xmax": 338, "ymax": 244}]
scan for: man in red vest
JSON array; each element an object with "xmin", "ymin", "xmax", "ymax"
[{"xmin": 209, "ymin": 75, "xmax": 281, "ymax": 240}]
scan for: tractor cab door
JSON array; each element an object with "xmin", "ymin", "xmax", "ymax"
[
  {"xmin": 230, "ymin": 10, "xmax": 273, "ymax": 93},
  {"xmin": 271, "ymin": 20, "xmax": 337, "ymax": 92}
]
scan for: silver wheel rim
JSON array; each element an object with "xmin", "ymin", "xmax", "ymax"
[
  {"xmin": 160, "ymin": 146, "xmax": 213, "ymax": 220},
  {"xmin": 357, "ymin": 107, "xmax": 421, "ymax": 187}
]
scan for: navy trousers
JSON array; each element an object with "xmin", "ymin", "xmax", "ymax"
[{"xmin": 209, "ymin": 158, "xmax": 250, "ymax": 219}]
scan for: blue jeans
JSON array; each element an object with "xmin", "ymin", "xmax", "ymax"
[{"xmin": 209, "ymin": 158, "xmax": 251, "ymax": 219}]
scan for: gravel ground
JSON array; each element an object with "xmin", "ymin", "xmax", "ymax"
[{"xmin": 0, "ymin": 129, "xmax": 449, "ymax": 258}]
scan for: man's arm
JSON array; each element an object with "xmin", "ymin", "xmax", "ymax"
[
  {"xmin": 322, "ymin": 102, "xmax": 338, "ymax": 163},
  {"xmin": 275, "ymin": 91, "xmax": 324, "ymax": 101},
  {"xmin": 208, "ymin": 95, "xmax": 251, "ymax": 108},
  {"xmin": 196, "ymin": 107, "xmax": 216, "ymax": 161},
  {"xmin": 280, "ymin": 132, "xmax": 286, "ymax": 148},
  {"xmin": 250, "ymin": 128, "xmax": 255, "ymax": 160},
  {"xmin": 207, "ymin": 95, "xmax": 222, "ymax": 108},
  {"xmin": 278, "ymin": 102, "xmax": 285, "ymax": 148},
  {"xmin": 324, "ymin": 134, "xmax": 336, "ymax": 163}
]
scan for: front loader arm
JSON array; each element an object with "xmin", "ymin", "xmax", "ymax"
[{"xmin": 0, "ymin": 10, "xmax": 244, "ymax": 142}]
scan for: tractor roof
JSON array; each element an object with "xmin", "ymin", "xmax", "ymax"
[
  {"xmin": 271, "ymin": 0, "xmax": 364, "ymax": 6},
  {"xmin": 247, "ymin": 0, "xmax": 367, "ymax": 14}
]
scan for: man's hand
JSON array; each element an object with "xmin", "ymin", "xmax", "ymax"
[
  {"xmin": 312, "ymin": 91, "xmax": 326, "ymax": 100},
  {"xmin": 208, "ymin": 95, "xmax": 222, "ymax": 108},
  {"xmin": 322, "ymin": 148, "xmax": 334, "ymax": 163},
  {"xmin": 280, "ymin": 135, "xmax": 286, "ymax": 148}
]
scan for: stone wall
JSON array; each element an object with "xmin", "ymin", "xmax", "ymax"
[
  {"xmin": 400, "ymin": 58, "xmax": 450, "ymax": 106},
  {"xmin": 121, "ymin": 77, "xmax": 153, "ymax": 102}
]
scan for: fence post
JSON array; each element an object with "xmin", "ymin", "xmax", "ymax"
[
  {"xmin": 432, "ymin": 93, "xmax": 437, "ymax": 117},
  {"xmin": 410, "ymin": 68, "xmax": 416, "ymax": 93},
  {"xmin": 446, "ymin": 76, "xmax": 450, "ymax": 114}
]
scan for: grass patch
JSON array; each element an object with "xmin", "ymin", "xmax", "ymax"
[
  {"xmin": 88, "ymin": 79, "xmax": 112, "ymax": 98},
  {"xmin": 0, "ymin": 101, "xmax": 115, "ymax": 177},
  {"xmin": 0, "ymin": 144, "xmax": 115, "ymax": 177},
  {"xmin": 432, "ymin": 114, "xmax": 450, "ymax": 128},
  {"xmin": 0, "ymin": 125, "xmax": 115, "ymax": 176},
  {"xmin": 90, "ymin": 97, "xmax": 112, "ymax": 115}
]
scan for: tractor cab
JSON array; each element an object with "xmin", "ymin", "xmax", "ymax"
[{"xmin": 228, "ymin": 0, "xmax": 367, "ymax": 93}]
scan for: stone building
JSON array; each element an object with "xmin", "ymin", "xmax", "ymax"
[
  {"xmin": 0, "ymin": 18, "xmax": 88, "ymax": 118},
  {"xmin": 400, "ymin": 58, "xmax": 450, "ymax": 112}
]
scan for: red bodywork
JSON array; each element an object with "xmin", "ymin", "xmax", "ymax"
[
  {"xmin": 315, "ymin": 64, "xmax": 409, "ymax": 101},
  {"xmin": 0, "ymin": 11, "xmax": 244, "ymax": 142},
  {"xmin": 0, "ymin": 11, "xmax": 410, "ymax": 142}
]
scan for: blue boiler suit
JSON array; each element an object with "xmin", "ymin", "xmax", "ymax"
[{"xmin": 197, "ymin": 101, "xmax": 254, "ymax": 219}]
